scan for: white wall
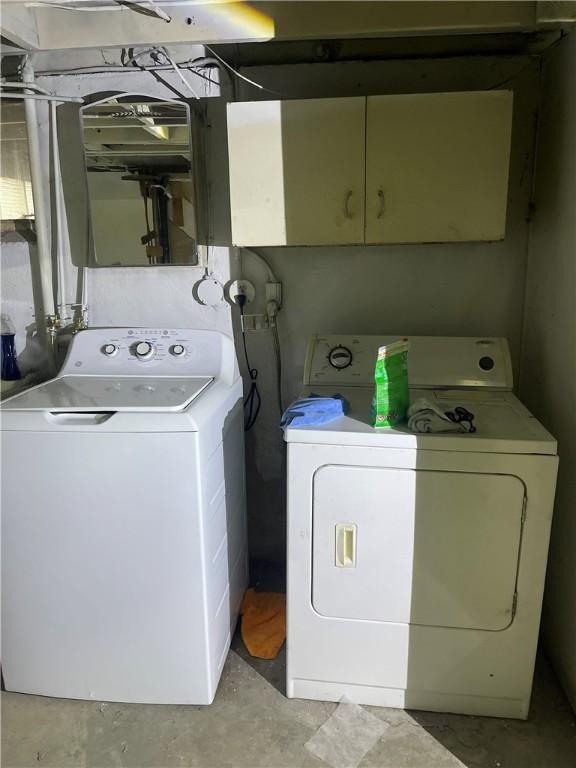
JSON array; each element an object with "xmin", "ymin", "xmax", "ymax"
[
  {"xmin": 235, "ymin": 55, "xmax": 540, "ymax": 562},
  {"xmin": 87, "ymin": 254, "xmax": 230, "ymax": 332},
  {"xmin": 0, "ymin": 239, "xmax": 49, "ymax": 379},
  {"xmin": 519, "ymin": 31, "xmax": 576, "ymax": 711}
]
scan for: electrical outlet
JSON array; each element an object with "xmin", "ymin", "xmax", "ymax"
[
  {"xmin": 241, "ymin": 314, "xmax": 270, "ymax": 332},
  {"xmin": 266, "ymin": 282, "xmax": 282, "ymax": 308},
  {"xmin": 227, "ymin": 279, "xmax": 255, "ymax": 305}
]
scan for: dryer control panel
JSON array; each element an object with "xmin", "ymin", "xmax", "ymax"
[
  {"xmin": 304, "ymin": 335, "xmax": 513, "ymax": 390},
  {"xmin": 60, "ymin": 327, "xmax": 238, "ymax": 381}
]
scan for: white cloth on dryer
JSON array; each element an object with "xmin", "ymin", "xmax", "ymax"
[{"xmin": 407, "ymin": 397, "xmax": 467, "ymax": 433}]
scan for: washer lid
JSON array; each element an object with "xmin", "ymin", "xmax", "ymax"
[{"xmin": 1, "ymin": 376, "xmax": 213, "ymax": 412}]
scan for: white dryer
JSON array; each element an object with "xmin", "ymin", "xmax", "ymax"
[
  {"xmin": 285, "ymin": 335, "xmax": 558, "ymax": 719},
  {"xmin": 1, "ymin": 327, "xmax": 247, "ymax": 705}
]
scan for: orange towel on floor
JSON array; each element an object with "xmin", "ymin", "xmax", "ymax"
[{"xmin": 240, "ymin": 588, "xmax": 286, "ymax": 660}]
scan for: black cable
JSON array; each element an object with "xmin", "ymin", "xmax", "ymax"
[
  {"xmin": 235, "ymin": 296, "xmax": 261, "ymax": 431},
  {"xmin": 271, "ymin": 322, "xmax": 283, "ymax": 415}
]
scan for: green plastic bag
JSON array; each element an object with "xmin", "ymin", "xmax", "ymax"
[{"xmin": 371, "ymin": 339, "xmax": 409, "ymax": 428}]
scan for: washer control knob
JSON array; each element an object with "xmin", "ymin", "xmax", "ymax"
[
  {"xmin": 170, "ymin": 344, "xmax": 186, "ymax": 357},
  {"xmin": 102, "ymin": 344, "xmax": 118, "ymax": 357},
  {"xmin": 328, "ymin": 345, "xmax": 353, "ymax": 370},
  {"xmin": 135, "ymin": 341, "xmax": 154, "ymax": 360}
]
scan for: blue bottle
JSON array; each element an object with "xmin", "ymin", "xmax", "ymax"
[{"xmin": 1, "ymin": 315, "xmax": 21, "ymax": 381}]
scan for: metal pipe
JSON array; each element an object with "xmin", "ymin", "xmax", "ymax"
[
  {"xmin": 50, "ymin": 100, "xmax": 68, "ymax": 322},
  {"xmin": 1, "ymin": 81, "xmax": 52, "ymax": 95},
  {"xmin": 34, "ymin": 60, "xmax": 222, "ymax": 81},
  {"xmin": 22, "ymin": 59, "xmax": 57, "ymax": 373},
  {"xmin": 0, "ymin": 91, "xmax": 83, "ymax": 104}
]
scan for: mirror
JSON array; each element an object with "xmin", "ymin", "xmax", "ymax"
[{"xmin": 80, "ymin": 96, "xmax": 199, "ymax": 267}]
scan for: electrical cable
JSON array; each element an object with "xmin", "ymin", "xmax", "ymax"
[
  {"xmin": 122, "ymin": 47, "xmax": 159, "ymax": 66},
  {"xmin": 241, "ymin": 332, "xmax": 261, "ymax": 431},
  {"xmin": 242, "ymin": 247, "xmax": 277, "ymax": 282},
  {"xmin": 239, "ymin": 247, "xmax": 283, "ymax": 416},
  {"xmin": 143, "ymin": 187, "xmax": 151, "ymax": 235},
  {"xmin": 160, "ymin": 47, "xmax": 200, "ymax": 99},
  {"xmin": 271, "ymin": 322, "xmax": 283, "ymax": 416},
  {"xmin": 235, "ymin": 294, "xmax": 261, "ymax": 431},
  {"xmin": 204, "ymin": 45, "xmax": 280, "ymax": 95},
  {"xmin": 33, "ymin": 64, "xmax": 219, "ymax": 86}
]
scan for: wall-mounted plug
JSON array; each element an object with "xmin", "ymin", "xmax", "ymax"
[
  {"xmin": 266, "ymin": 281, "xmax": 282, "ymax": 310},
  {"xmin": 226, "ymin": 279, "xmax": 256, "ymax": 305}
]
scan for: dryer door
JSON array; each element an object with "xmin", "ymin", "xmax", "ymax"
[{"xmin": 312, "ymin": 466, "xmax": 524, "ymax": 631}]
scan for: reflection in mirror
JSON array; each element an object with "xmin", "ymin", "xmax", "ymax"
[{"xmin": 81, "ymin": 97, "xmax": 198, "ymax": 266}]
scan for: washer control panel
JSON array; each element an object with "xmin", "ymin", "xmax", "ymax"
[
  {"xmin": 97, "ymin": 329, "xmax": 188, "ymax": 366},
  {"xmin": 61, "ymin": 328, "xmax": 228, "ymax": 378}
]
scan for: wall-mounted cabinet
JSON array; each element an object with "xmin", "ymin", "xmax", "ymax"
[
  {"xmin": 227, "ymin": 97, "xmax": 366, "ymax": 246},
  {"xmin": 227, "ymin": 90, "xmax": 513, "ymax": 247}
]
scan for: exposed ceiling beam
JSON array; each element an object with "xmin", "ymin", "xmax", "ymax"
[
  {"xmin": 0, "ymin": 4, "xmax": 39, "ymax": 51},
  {"xmin": 10, "ymin": 1, "xmax": 568, "ymax": 53},
  {"xmin": 2, "ymin": 2, "xmax": 573, "ymax": 56}
]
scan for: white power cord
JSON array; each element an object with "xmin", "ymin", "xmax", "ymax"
[
  {"xmin": 242, "ymin": 247, "xmax": 278, "ymax": 283},
  {"xmin": 160, "ymin": 48, "xmax": 200, "ymax": 99},
  {"xmin": 204, "ymin": 45, "xmax": 278, "ymax": 95},
  {"xmin": 121, "ymin": 46, "xmax": 200, "ymax": 99}
]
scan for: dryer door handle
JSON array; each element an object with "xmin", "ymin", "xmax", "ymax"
[{"xmin": 335, "ymin": 523, "xmax": 357, "ymax": 568}]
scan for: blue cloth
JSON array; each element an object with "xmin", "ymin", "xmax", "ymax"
[{"xmin": 280, "ymin": 395, "xmax": 347, "ymax": 428}]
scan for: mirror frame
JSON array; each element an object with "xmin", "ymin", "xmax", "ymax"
[{"xmin": 61, "ymin": 91, "xmax": 202, "ymax": 268}]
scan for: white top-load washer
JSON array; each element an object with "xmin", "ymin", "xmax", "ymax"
[
  {"xmin": 285, "ymin": 335, "xmax": 558, "ymax": 719},
  {"xmin": 1, "ymin": 328, "xmax": 247, "ymax": 705}
]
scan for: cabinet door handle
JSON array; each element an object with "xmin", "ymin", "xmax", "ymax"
[
  {"xmin": 377, "ymin": 188, "xmax": 385, "ymax": 219},
  {"xmin": 335, "ymin": 523, "xmax": 357, "ymax": 568},
  {"xmin": 344, "ymin": 190, "xmax": 354, "ymax": 219}
]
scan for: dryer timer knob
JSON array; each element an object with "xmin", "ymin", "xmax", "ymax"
[{"xmin": 328, "ymin": 345, "xmax": 353, "ymax": 369}]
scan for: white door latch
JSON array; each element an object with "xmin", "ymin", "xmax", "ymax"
[{"xmin": 335, "ymin": 523, "xmax": 357, "ymax": 568}]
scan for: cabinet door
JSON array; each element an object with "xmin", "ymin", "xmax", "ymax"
[
  {"xmin": 365, "ymin": 91, "xmax": 513, "ymax": 243},
  {"xmin": 227, "ymin": 98, "xmax": 365, "ymax": 246}
]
